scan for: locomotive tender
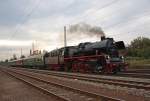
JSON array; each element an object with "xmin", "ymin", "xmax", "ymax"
[{"xmin": 7, "ymin": 37, "xmax": 127, "ymax": 74}]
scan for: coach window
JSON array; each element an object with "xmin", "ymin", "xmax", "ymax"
[
  {"xmin": 59, "ymin": 50, "xmax": 63, "ymax": 56},
  {"xmin": 37, "ymin": 58, "xmax": 41, "ymax": 61},
  {"xmin": 56, "ymin": 51, "xmax": 58, "ymax": 56},
  {"xmin": 62, "ymin": 50, "xmax": 64, "ymax": 56},
  {"xmin": 55, "ymin": 51, "xmax": 57, "ymax": 56},
  {"xmin": 54, "ymin": 51, "xmax": 56, "ymax": 57},
  {"xmin": 54, "ymin": 51, "xmax": 56, "ymax": 56}
]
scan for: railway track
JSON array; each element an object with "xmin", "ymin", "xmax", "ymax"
[
  {"xmin": 1, "ymin": 68, "xmax": 123, "ymax": 101},
  {"xmin": 8, "ymin": 67, "xmax": 150, "ymax": 91},
  {"xmin": 126, "ymin": 69, "xmax": 150, "ymax": 74},
  {"xmin": 116, "ymin": 72, "xmax": 150, "ymax": 79}
]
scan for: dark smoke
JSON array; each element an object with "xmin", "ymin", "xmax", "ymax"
[{"xmin": 69, "ymin": 23, "xmax": 105, "ymax": 37}]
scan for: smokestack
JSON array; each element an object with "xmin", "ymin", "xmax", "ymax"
[
  {"xmin": 64, "ymin": 26, "xmax": 67, "ymax": 47},
  {"xmin": 101, "ymin": 36, "xmax": 106, "ymax": 41}
]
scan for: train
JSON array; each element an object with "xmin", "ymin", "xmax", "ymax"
[{"xmin": 5, "ymin": 36, "xmax": 128, "ymax": 74}]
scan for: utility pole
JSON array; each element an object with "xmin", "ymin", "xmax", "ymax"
[
  {"xmin": 30, "ymin": 49, "xmax": 32, "ymax": 55},
  {"xmin": 64, "ymin": 26, "xmax": 67, "ymax": 47},
  {"xmin": 32, "ymin": 42, "xmax": 34, "ymax": 54},
  {"xmin": 21, "ymin": 48, "xmax": 22, "ymax": 57}
]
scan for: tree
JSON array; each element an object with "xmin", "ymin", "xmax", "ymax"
[
  {"xmin": 13, "ymin": 54, "xmax": 17, "ymax": 60},
  {"xmin": 130, "ymin": 37, "xmax": 150, "ymax": 49},
  {"xmin": 20, "ymin": 55, "xmax": 25, "ymax": 59},
  {"xmin": 127, "ymin": 37, "xmax": 150, "ymax": 58},
  {"xmin": 5, "ymin": 59, "xmax": 8, "ymax": 62}
]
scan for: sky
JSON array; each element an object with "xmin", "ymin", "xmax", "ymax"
[{"xmin": 0, "ymin": 0, "xmax": 150, "ymax": 60}]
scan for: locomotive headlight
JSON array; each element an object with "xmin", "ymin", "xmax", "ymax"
[
  {"xmin": 105, "ymin": 55, "xmax": 110, "ymax": 63},
  {"xmin": 105, "ymin": 55, "xmax": 110, "ymax": 60},
  {"xmin": 120, "ymin": 56, "xmax": 124, "ymax": 59},
  {"xmin": 120, "ymin": 56, "xmax": 124, "ymax": 62}
]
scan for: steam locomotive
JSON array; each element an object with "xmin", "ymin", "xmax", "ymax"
[{"xmin": 7, "ymin": 37, "xmax": 127, "ymax": 74}]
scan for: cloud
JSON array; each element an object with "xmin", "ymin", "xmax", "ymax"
[
  {"xmin": 0, "ymin": 0, "xmax": 150, "ymax": 60},
  {"xmin": 0, "ymin": 40, "xmax": 32, "ymax": 46},
  {"xmin": 0, "ymin": 0, "xmax": 36, "ymax": 26}
]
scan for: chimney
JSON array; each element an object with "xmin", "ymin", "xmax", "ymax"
[
  {"xmin": 64, "ymin": 26, "xmax": 67, "ymax": 47},
  {"xmin": 30, "ymin": 49, "xmax": 32, "ymax": 55},
  {"xmin": 101, "ymin": 36, "xmax": 106, "ymax": 41}
]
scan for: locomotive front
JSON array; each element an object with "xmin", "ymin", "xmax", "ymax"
[
  {"xmin": 71, "ymin": 37, "xmax": 127, "ymax": 74},
  {"xmin": 92, "ymin": 37, "xmax": 127, "ymax": 73}
]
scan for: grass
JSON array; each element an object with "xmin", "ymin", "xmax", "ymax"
[{"xmin": 125, "ymin": 57, "xmax": 150, "ymax": 69}]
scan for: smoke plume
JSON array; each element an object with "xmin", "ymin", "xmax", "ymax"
[{"xmin": 69, "ymin": 22, "xmax": 105, "ymax": 37}]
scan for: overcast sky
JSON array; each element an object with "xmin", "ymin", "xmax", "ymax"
[{"xmin": 0, "ymin": 0, "xmax": 150, "ymax": 60}]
